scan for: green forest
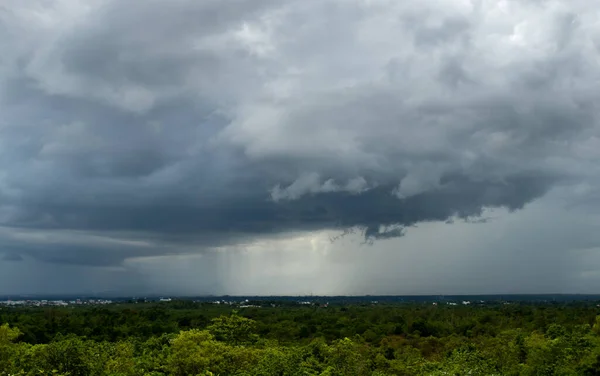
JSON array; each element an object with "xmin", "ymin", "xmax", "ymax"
[{"xmin": 2, "ymin": 300, "xmax": 600, "ymax": 375}]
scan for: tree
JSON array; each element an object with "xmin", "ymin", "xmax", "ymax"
[
  {"xmin": 207, "ymin": 315, "xmax": 258, "ymax": 345},
  {"xmin": 167, "ymin": 329, "xmax": 224, "ymax": 375},
  {"xmin": 0, "ymin": 323, "xmax": 21, "ymax": 344}
]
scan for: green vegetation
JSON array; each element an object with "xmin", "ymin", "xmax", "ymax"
[{"xmin": 2, "ymin": 300, "xmax": 600, "ymax": 375}]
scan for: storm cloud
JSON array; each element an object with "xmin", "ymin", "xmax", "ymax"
[{"xmin": 1, "ymin": 0, "xmax": 600, "ymax": 293}]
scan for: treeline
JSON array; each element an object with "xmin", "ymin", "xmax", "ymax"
[{"xmin": 2, "ymin": 302, "xmax": 600, "ymax": 374}]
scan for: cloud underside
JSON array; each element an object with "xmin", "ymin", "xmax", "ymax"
[
  {"xmin": 0, "ymin": 173, "xmax": 553, "ymax": 266},
  {"xmin": 1, "ymin": 0, "xmax": 599, "ymax": 267}
]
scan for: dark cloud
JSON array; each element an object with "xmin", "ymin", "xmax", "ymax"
[
  {"xmin": 0, "ymin": 172, "xmax": 556, "ymax": 266},
  {"xmin": 0, "ymin": 0, "xmax": 599, "ymax": 277},
  {"xmin": 2, "ymin": 252, "xmax": 23, "ymax": 262}
]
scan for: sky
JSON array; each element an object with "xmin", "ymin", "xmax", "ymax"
[{"xmin": 1, "ymin": 0, "xmax": 600, "ymax": 296}]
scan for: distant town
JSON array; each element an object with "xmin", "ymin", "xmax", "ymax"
[
  {"xmin": 0, "ymin": 298, "xmax": 114, "ymax": 307},
  {"xmin": 0, "ymin": 297, "xmax": 327, "ymax": 308},
  {"xmin": 2, "ymin": 294, "xmax": 600, "ymax": 309},
  {"xmin": 0, "ymin": 297, "xmax": 474, "ymax": 308}
]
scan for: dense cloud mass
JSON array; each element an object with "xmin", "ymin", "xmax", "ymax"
[{"xmin": 1, "ymin": 0, "xmax": 600, "ymax": 294}]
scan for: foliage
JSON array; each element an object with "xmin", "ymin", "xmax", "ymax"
[{"xmin": 1, "ymin": 301, "xmax": 600, "ymax": 374}]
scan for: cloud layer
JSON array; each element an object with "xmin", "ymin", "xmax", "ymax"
[{"xmin": 1, "ymin": 0, "xmax": 600, "ymax": 293}]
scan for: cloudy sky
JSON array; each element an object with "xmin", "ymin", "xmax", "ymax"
[{"xmin": 1, "ymin": 0, "xmax": 600, "ymax": 296}]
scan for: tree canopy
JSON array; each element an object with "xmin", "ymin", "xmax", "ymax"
[{"xmin": 1, "ymin": 300, "xmax": 600, "ymax": 374}]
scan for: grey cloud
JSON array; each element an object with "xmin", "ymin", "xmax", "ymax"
[
  {"xmin": 5, "ymin": 172, "xmax": 553, "ymax": 254},
  {"xmin": 271, "ymin": 174, "xmax": 370, "ymax": 201},
  {"xmin": 2, "ymin": 252, "xmax": 23, "ymax": 262},
  {"xmin": 0, "ymin": 0, "xmax": 599, "ymax": 275},
  {"xmin": 16, "ymin": 0, "xmax": 281, "ymax": 113}
]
